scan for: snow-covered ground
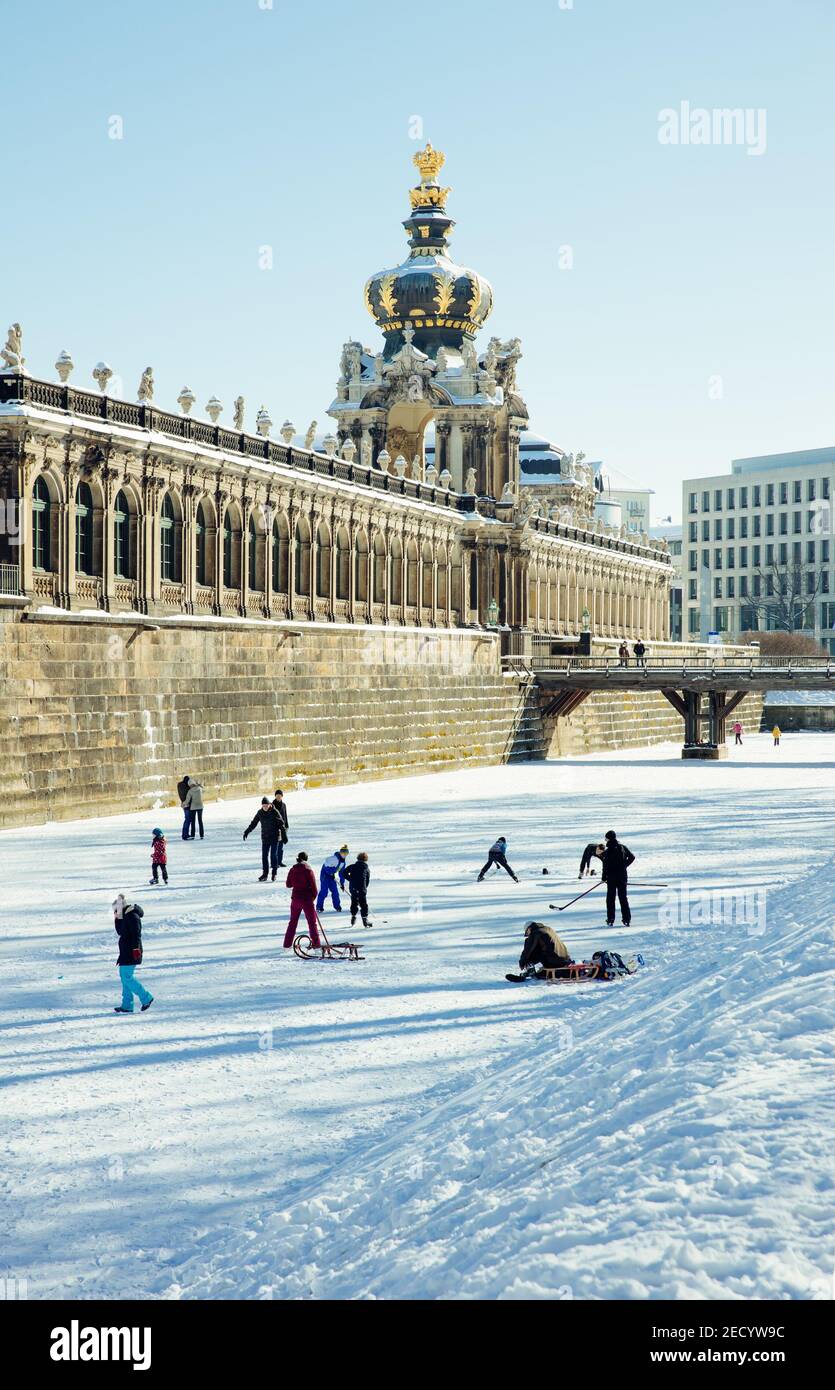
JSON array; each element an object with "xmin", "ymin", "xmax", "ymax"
[{"xmin": 1, "ymin": 732, "xmax": 833, "ymax": 1300}]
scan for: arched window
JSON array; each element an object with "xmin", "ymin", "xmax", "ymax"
[
  {"xmin": 160, "ymin": 493, "xmax": 182, "ymax": 582},
  {"xmin": 437, "ymin": 544, "xmax": 448, "ymax": 611},
  {"xmin": 316, "ymin": 522, "xmax": 331, "ymax": 599},
  {"xmin": 75, "ymin": 482, "xmax": 94, "ymax": 575},
  {"xmin": 248, "ymin": 514, "xmax": 260, "ymax": 590},
  {"xmin": 272, "ymin": 515, "xmax": 289, "ymax": 592},
  {"xmin": 335, "ymin": 527, "xmax": 350, "ymax": 600},
  {"xmin": 196, "ymin": 501, "xmax": 208, "ymax": 586},
  {"xmin": 373, "ymin": 533, "xmax": 386, "ymax": 604},
  {"xmin": 32, "ymin": 476, "xmax": 51, "ymax": 571},
  {"xmin": 421, "ymin": 541, "xmax": 434, "ymax": 609},
  {"xmin": 113, "ymin": 490, "xmax": 132, "ymax": 578},
  {"xmin": 355, "ymin": 530, "xmax": 369, "ymax": 603},
  {"xmin": 223, "ymin": 505, "xmax": 242, "ymax": 588},
  {"xmin": 406, "ymin": 539, "xmax": 419, "ymax": 607},
  {"xmin": 294, "ymin": 519, "xmax": 311, "ymax": 595},
  {"xmin": 390, "ymin": 537, "xmax": 403, "ymax": 607}
]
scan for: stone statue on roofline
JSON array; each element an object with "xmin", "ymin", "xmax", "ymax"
[
  {"xmin": 304, "ymin": 420, "xmax": 317, "ymax": 450},
  {"xmin": 137, "ymin": 367, "xmax": 154, "ymax": 404},
  {"xmin": 233, "ymin": 396, "xmax": 245, "ymax": 431},
  {"xmin": 1, "ymin": 323, "xmax": 24, "ymax": 372}
]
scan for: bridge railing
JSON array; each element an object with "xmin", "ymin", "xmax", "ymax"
[{"xmin": 518, "ymin": 654, "xmax": 834, "ymax": 677}]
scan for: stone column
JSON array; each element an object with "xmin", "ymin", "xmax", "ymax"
[
  {"xmin": 449, "ymin": 422, "xmax": 464, "ymax": 493},
  {"xmin": 214, "ymin": 489, "xmax": 228, "ymax": 615},
  {"xmin": 181, "ymin": 483, "xmax": 196, "ymax": 614}
]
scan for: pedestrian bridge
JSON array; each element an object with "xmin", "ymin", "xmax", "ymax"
[{"xmin": 502, "ymin": 648, "xmax": 834, "ymax": 758}]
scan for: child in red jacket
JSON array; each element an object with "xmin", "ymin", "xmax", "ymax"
[
  {"xmin": 284, "ymin": 852, "xmax": 321, "ymax": 949},
  {"xmin": 150, "ymin": 829, "xmax": 168, "ymax": 885}
]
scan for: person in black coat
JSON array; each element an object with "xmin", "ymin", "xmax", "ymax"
[
  {"xmin": 113, "ymin": 894, "xmax": 154, "ymax": 1013},
  {"xmin": 272, "ymin": 790, "xmax": 289, "ymax": 866},
  {"xmin": 578, "ymin": 841, "xmax": 605, "ymax": 878},
  {"xmin": 601, "ymin": 830, "xmax": 635, "ymax": 927},
  {"xmin": 243, "ymin": 798, "xmax": 283, "ymax": 881},
  {"xmin": 344, "ymin": 852, "xmax": 371, "ymax": 927},
  {"xmin": 177, "ymin": 774, "xmax": 191, "ymax": 837}
]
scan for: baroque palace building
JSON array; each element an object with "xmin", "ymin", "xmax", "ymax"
[{"xmin": 0, "ymin": 146, "xmax": 672, "ymax": 641}]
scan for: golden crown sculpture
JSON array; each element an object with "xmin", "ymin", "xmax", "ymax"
[{"xmin": 409, "ymin": 143, "xmax": 451, "ymax": 209}]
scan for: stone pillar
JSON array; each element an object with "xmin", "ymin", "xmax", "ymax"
[
  {"xmin": 181, "ymin": 484, "xmax": 196, "ymax": 614},
  {"xmin": 449, "ymin": 423, "xmax": 464, "ymax": 493},
  {"xmin": 214, "ymin": 489, "xmax": 228, "ymax": 615}
]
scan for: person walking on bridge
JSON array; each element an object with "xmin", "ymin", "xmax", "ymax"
[
  {"xmin": 617, "ymin": 640, "xmax": 629, "ymax": 667},
  {"xmin": 633, "ymin": 638, "xmax": 647, "ymax": 669},
  {"xmin": 601, "ymin": 829, "xmax": 635, "ymax": 927}
]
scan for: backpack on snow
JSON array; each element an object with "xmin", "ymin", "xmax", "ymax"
[{"xmin": 592, "ymin": 949, "xmax": 630, "ymax": 980}]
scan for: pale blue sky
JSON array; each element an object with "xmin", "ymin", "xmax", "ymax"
[{"xmin": 4, "ymin": 0, "xmax": 834, "ymax": 518}]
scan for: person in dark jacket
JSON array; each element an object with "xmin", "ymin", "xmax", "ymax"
[
  {"xmin": 345, "ymin": 852, "xmax": 371, "ymax": 927},
  {"xmin": 633, "ymin": 639, "xmax": 647, "ymax": 669},
  {"xmin": 243, "ymin": 798, "xmax": 283, "ymax": 881},
  {"xmin": 477, "ymin": 835, "xmax": 518, "ymax": 882},
  {"xmin": 578, "ymin": 841, "xmax": 605, "ymax": 878},
  {"xmin": 113, "ymin": 894, "xmax": 154, "ymax": 1013},
  {"xmin": 283, "ymin": 852, "xmax": 321, "ymax": 949},
  {"xmin": 272, "ymin": 790, "xmax": 289, "ymax": 867},
  {"xmin": 517, "ymin": 921, "xmax": 573, "ymax": 976},
  {"xmin": 601, "ymin": 830, "xmax": 635, "ymax": 927},
  {"xmin": 177, "ymin": 775, "xmax": 191, "ymax": 838}
]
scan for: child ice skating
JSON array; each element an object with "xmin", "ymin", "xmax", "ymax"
[
  {"xmin": 150, "ymin": 828, "xmax": 168, "ymax": 884},
  {"xmin": 284, "ymin": 852, "xmax": 322, "ymax": 950},
  {"xmin": 345, "ymin": 852, "xmax": 372, "ymax": 927},
  {"xmin": 113, "ymin": 894, "xmax": 154, "ymax": 1013},
  {"xmin": 317, "ymin": 845, "xmax": 348, "ymax": 911}
]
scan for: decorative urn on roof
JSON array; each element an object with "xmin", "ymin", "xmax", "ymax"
[{"xmin": 363, "ymin": 144, "xmax": 493, "ymax": 361}]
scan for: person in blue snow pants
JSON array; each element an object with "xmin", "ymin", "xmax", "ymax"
[
  {"xmin": 119, "ymin": 965, "xmax": 153, "ymax": 1012},
  {"xmin": 316, "ymin": 846, "xmax": 348, "ymax": 912}
]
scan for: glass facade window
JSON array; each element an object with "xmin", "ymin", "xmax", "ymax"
[
  {"xmin": 727, "ymin": 488, "xmax": 735, "ymax": 509},
  {"xmin": 793, "ymin": 511, "xmax": 801, "ymax": 533},
  {"xmin": 702, "ymin": 491, "xmax": 710, "ymax": 511},
  {"xmin": 726, "ymin": 547, "xmax": 735, "ymax": 568},
  {"xmin": 714, "ymin": 549, "xmax": 722, "ymax": 569},
  {"xmin": 823, "ymin": 540, "xmax": 830, "ymax": 563},
  {"xmin": 714, "ymin": 578, "xmax": 722, "ymax": 598},
  {"xmin": 823, "ymin": 478, "xmax": 831, "ymax": 500},
  {"xmin": 727, "ymin": 577, "xmax": 735, "ymax": 598},
  {"xmin": 740, "ymin": 575, "xmax": 748, "ymax": 597},
  {"xmin": 753, "ymin": 485, "xmax": 761, "ymax": 506},
  {"xmin": 702, "ymin": 520, "xmax": 710, "ymax": 540},
  {"xmin": 766, "ymin": 484, "xmax": 774, "ymax": 506},
  {"xmin": 740, "ymin": 487, "xmax": 748, "ymax": 507},
  {"xmin": 792, "ymin": 542, "xmax": 801, "ymax": 565},
  {"xmin": 689, "ymin": 521, "xmax": 697, "ymax": 542},
  {"xmin": 793, "ymin": 481, "xmax": 801, "ymax": 503},
  {"xmin": 808, "ymin": 479, "xmax": 816, "ymax": 502},
  {"xmin": 689, "ymin": 609, "xmax": 700, "ymax": 635},
  {"xmin": 689, "ymin": 492, "xmax": 697, "ymax": 513},
  {"xmin": 767, "ymin": 544, "xmax": 775, "ymax": 565},
  {"xmin": 753, "ymin": 516, "xmax": 761, "ymax": 537},
  {"xmin": 688, "ymin": 578, "xmax": 697, "ymax": 599},
  {"xmin": 740, "ymin": 516, "xmax": 748, "ymax": 538},
  {"xmin": 780, "ymin": 482, "xmax": 788, "ymax": 505},
  {"xmin": 714, "ymin": 489, "xmax": 722, "ymax": 510},
  {"xmin": 740, "ymin": 546, "xmax": 747, "ymax": 567},
  {"xmin": 689, "ymin": 552, "xmax": 698, "ymax": 571},
  {"xmin": 714, "ymin": 519, "xmax": 723, "ymax": 540},
  {"xmin": 727, "ymin": 518, "xmax": 735, "ymax": 539}
]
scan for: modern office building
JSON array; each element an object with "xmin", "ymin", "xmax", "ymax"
[
  {"xmin": 682, "ymin": 447, "xmax": 835, "ymax": 653},
  {"xmin": 650, "ymin": 521, "xmax": 683, "ymax": 640}
]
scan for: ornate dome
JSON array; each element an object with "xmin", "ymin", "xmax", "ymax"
[{"xmin": 364, "ymin": 144, "xmax": 493, "ymax": 361}]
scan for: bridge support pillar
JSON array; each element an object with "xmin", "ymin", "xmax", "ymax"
[{"xmin": 661, "ymin": 688, "xmax": 729, "ymax": 759}]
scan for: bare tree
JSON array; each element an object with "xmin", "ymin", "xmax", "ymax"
[{"xmin": 749, "ymin": 560, "xmax": 826, "ymax": 634}]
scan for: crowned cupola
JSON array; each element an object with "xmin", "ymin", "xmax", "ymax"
[{"xmin": 363, "ymin": 144, "xmax": 493, "ymax": 360}]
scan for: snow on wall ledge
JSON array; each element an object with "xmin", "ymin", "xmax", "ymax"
[{"xmin": 185, "ymin": 857, "xmax": 832, "ymax": 1302}]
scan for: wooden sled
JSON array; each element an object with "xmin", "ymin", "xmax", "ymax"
[{"xmin": 293, "ymin": 934, "xmax": 365, "ymax": 962}]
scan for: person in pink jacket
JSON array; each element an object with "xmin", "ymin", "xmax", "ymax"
[{"xmin": 283, "ymin": 852, "xmax": 322, "ymax": 950}]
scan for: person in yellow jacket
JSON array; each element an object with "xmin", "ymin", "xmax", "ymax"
[{"xmin": 772, "ymin": 725, "xmax": 781, "ymax": 747}]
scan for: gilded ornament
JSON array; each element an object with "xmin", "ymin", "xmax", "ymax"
[
  {"xmin": 432, "ymin": 272, "xmax": 455, "ymax": 315},
  {"xmin": 378, "ymin": 274, "xmax": 398, "ymax": 317}
]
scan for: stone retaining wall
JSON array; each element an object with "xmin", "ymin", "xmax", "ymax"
[{"xmin": 0, "ymin": 612, "xmax": 764, "ymax": 828}]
